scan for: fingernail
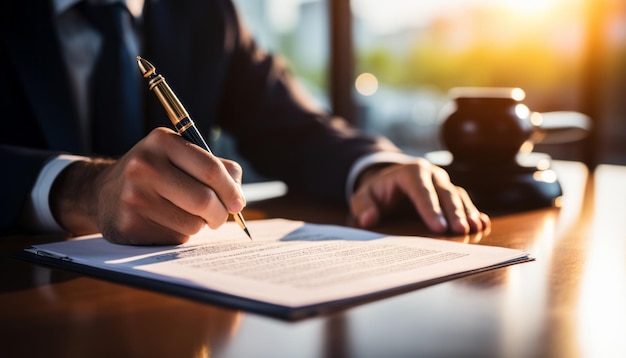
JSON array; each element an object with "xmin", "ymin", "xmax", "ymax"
[
  {"xmin": 436, "ymin": 214, "xmax": 448, "ymax": 231},
  {"xmin": 454, "ymin": 217, "xmax": 470, "ymax": 234}
]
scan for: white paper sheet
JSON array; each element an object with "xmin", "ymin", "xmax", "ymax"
[{"xmin": 28, "ymin": 219, "xmax": 531, "ymax": 308}]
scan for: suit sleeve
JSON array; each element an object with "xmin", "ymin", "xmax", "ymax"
[
  {"xmin": 216, "ymin": 1, "xmax": 402, "ymax": 202},
  {"xmin": 0, "ymin": 2, "xmax": 72, "ymax": 234},
  {"xmin": 0, "ymin": 145, "xmax": 57, "ymax": 233}
]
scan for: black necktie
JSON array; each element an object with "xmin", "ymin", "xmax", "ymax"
[{"xmin": 78, "ymin": 2, "xmax": 142, "ymax": 156}]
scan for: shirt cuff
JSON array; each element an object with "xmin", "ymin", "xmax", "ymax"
[
  {"xmin": 345, "ymin": 151, "xmax": 417, "ymax": 203},
  {"xmin": 29, "ymin": 154, "xmax": 88, "ymax": 233}
]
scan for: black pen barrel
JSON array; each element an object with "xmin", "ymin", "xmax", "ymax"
[{"xmin": 175, "ymin": 116, "xmax": 212, "ymax": 154}]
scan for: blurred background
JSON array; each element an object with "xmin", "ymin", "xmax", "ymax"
[{"xmin": 220, "ymin": 0, "xmax": 626, "ymax": 181}]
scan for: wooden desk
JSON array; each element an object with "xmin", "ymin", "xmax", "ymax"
[{"xmin": 1, "ymin": 161, "xmax": 625, "ymax": 357}]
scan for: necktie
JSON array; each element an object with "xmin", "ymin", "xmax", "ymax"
[{"xmin": 78, "ymin": 2, "xmax": 142, "ymax": 156}]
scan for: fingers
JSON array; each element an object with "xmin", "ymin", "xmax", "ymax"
[
  {"xmin": 153, "ymin": 174, "xmax": 230, "ymax": 230},
  {"xmin": 95, "ymin": 128, "xmax": 246, "ymax": 245},
  {"xmin": 418, "ymin": 163, "xmax": 490, "ymax": 233},
  {"xmin": 351, "ymin": 188, "xmax": 381, "ymax": 228},
  {"xmin": 350, "ymin": 159, "xmax": 490, "ymax": 235},
  {"xmin": 455, "ymin": 185, "xmax": 490, "ymax": 232},
  {"xmin": 125, "ymin": 160, "xmax": 229, "ymax": 230},
  {"xmin": 429, "ymin": 166, "xmax": 471, "ymax": 234},
  {"xmin": 407, "ymin": 161, "xmax": 449, "ymax": 233},
  {"xmin": 350, "ymin": 160, "xmax": 447, "ymax": 230},
  {"xmin": 148, "ymin": 129, "xmax": 245, "ymax": 214}
]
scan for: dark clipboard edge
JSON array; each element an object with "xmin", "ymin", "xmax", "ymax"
[{"xmin": 11, "ymin": 250, "xmax": 534, "ymax": 321}]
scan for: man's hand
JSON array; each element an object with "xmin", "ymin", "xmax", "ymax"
[
  {"xmin": 50, "ymin": 128, "xmax": 245, "ymax": 245},
  {"xmin": 349, "ymin": 158, "xmax": 490, "ymax": 234}
]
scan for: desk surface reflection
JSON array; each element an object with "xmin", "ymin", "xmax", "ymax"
[{"xmin": 1, "ymin": 161, "xmax": 625, "ymax": 358}]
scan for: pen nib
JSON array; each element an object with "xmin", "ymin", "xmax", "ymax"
[
  {"xmin": 243, "ymin": 227, "xmax": 253, "ymax": 241},
  {"xmin": 234, "ymin": 212, "xmax": 253, "ymax": 240}
]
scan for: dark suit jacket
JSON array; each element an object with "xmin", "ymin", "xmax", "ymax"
[{"xmin": 0, "ymin": 0, "xmax": 400, "ymax": 233}]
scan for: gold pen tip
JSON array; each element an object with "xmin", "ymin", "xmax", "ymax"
[
  {"xmin": 233, "ymin": 212, "xmax": 253, "ymax": 240},
  {"xmin": 244, "ymin": 228, "xmax": 253, "ymax": 241},
  {"xmin": 136, "ymin": 56, "xmax": 155, "ymax": 78}
]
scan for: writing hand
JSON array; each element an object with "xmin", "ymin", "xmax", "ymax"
[
  {"xmin": 50, "ymin": 128, "xmax": 245, "ymax": 245},
  {"xmin": 349, "ymin": 158, "xmax": 490, "ymax": 234}
]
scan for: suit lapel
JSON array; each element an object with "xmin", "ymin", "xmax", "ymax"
[{"xmin": 7, "ymin": 0, "xmax": 83, "ymax": 153}]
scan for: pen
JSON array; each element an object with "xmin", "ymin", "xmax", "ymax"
[{"xmin": 136, "ymin": 56, "xmax": 252, "ymax": 240}]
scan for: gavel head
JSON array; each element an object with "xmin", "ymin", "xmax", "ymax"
[{"xmin": 440, "ymin": 87, "xmax": 537, "ymax": 165}]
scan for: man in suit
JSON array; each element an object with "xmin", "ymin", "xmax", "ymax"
[{"xmin": 0, "ymin": 0, "xmax": 489, "ymax": 245}]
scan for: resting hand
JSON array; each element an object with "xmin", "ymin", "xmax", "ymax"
[
  {"xmin": 349, "ymin": 158, "xmax": 490, "ymax": 234},
  {"xmin": 50, "ymin": 127, "xmax": 245, "ymax": 245}
]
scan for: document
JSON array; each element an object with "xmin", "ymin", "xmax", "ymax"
[{"xmin": 20, "ymin": 219, "xmax": 531, "ymax": 319}]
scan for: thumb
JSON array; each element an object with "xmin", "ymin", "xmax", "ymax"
[{"xmin": 350, "ymin": 186, "xmax": 381, "ymax": 228}]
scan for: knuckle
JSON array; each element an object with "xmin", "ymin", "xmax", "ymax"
[
  {"xmin": 192, "ymin": 188, "xmax": 218, "ymax": 213},
  {"xmin": 151, "ymin": 126, "xmax": 173, "ymax": 138},
  {"xmin": 413, "ymin": 157, "xmax": 431, "ymax": 168},
  {"xmin": 123, "ymin": 155, "xmax": 149, "ymax": 178},
  {"xmin": 431, "ymin": 165, "xmax": 450, "ymax": 180},
  {"xmin": 400, "ymin": 160, "xmax": 433, "ymax": 181},
  {"xmin": 409, "ymin": 158, "xmax": 434, "ymax": 175},
  {"xmin": 197, "ymin": 158, "xmax": 222, "ymax": 179},
  {"xmin": 206, "ymin": 212, "xmax": 229, "ymax": 230},
  {"xmin": 144, "ymin": 127, "xmax": 176, "ymax": 148},
  {"xmin": 223, "ymin": 160, "xmax": 243, "ymax": 181},
  {"xmin": 119, "ymin": 186, "xmax": 143, "ymax": 208}
]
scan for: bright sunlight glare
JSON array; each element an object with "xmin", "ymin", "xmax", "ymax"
[
  {"xmin": 351, "ymin": 0, "xmax": 570, "ymax": 34},
  {"xmin": 506, "ymin": 0, "xmax": 554, "ymax": 16},
  {"xmin": 355, "ymin": 73, "xmax": 379, "ymax": 96}
]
